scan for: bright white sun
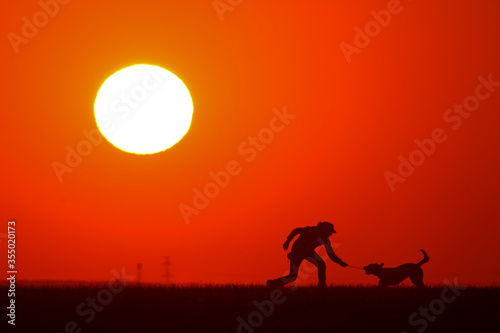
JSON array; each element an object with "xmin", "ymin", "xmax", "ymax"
[{"xmin": 94, "ymin": 64, "xmax": 193, "ymax": 154}]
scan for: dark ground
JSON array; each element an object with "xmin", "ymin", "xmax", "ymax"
[{"xmin": 3, "ymin": 283, "xmax": 499, "ymax": 333}]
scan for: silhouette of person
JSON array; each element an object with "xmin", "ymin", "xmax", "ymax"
[{"xmin": 266, "ymin": 221, "xmax": 348, "ymax": 288}]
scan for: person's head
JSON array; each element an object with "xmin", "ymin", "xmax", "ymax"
[{"xmin": 317, "ymin": 221, "xmax": 336, "ymax": 236}]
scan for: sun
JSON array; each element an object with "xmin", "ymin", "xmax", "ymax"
[{"xmin": 94, "ymin": 64, "xmax": 193, "ymax": 154}]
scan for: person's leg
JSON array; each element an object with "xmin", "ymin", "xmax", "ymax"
[
  {"xmin": 305, "ymin": 252, "xmax": 326, "ymax": 287},
  {"xmin": 266, "ymin": 256, "xmax": 302, "ymax": 287}
]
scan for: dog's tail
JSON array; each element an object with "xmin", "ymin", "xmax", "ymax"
[{"xmin": 418, "ymin": 249, "xmax": 429, "ymax": 266}]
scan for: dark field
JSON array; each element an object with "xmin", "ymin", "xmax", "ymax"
[{"xmin": 4, "ymin": 283, "xmax": 499, "ymax": 333}]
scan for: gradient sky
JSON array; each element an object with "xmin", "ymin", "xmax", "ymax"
[{"xmin": 1, "ymin": 0, "xmax": 499, "ymax": 286}]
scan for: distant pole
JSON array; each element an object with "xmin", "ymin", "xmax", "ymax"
[
  {"xmin": 162, "ymin": 256, "xmax": 171, "ymax": 284},
  {"xmin": 137, "ymin": 263, "xmax": 143, "ymax": 283}
]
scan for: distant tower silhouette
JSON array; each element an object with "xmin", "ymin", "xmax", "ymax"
[
  {"xmin": 137, "ymin": 263, "xmax": 143, "ymax": 283},
  {"xmin": 162, "ymin": 256, "xmax": 171, "ymax": 284}
]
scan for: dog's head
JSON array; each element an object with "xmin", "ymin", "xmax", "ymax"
[{"xmin": 363, "ymin": 263, "xmax": 384, "ymax": 276}]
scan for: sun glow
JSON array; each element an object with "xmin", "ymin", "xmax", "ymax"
[{"xmin": 94, "ymin": 64, "xmax": 193, "ymax": 154}]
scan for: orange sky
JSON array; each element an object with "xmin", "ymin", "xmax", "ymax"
[{"xmin": 1, "ymin": 0, "xmax": 500, "ymax": 286}]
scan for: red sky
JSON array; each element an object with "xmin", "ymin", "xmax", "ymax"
[{"xmin": 1, "ymin": 0, "xmax": 500, "ymax": 286}]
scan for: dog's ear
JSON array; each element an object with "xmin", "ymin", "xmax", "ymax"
[{"xmin": 379, "ymin": 263, "xmax": 384, "ymax": 267}]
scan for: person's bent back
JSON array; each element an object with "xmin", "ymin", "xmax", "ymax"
[{"xmin": 267, "ymin": 221, "xmax": 348, "ymax": 288}]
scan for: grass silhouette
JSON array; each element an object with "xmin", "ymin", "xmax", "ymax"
[{"xmin": 6, "ymin": 283, "xmax": 499, "ymax": 332}]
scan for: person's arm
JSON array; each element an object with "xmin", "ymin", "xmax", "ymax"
[
  {"xmin": 283, "ymin": 228, "xmax": 304, "ymax": 250},
  {"xmin": 323, "ymin": 238, "xmax": 348, "ymax": 267}
]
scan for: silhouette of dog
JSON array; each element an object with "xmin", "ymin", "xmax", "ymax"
[{"xmin": 363, "ymin": 249, "xmax": 429, "ymax": 287}]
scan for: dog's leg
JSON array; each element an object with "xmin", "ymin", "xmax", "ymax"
[{"xmin": 410, "ymin": 268, "xmax": 425, "ymax": 287}]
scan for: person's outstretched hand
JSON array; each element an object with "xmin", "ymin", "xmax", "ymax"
[{"xmin": 283, "ymin": 241, "xmax": 289, "ymax": 250}]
